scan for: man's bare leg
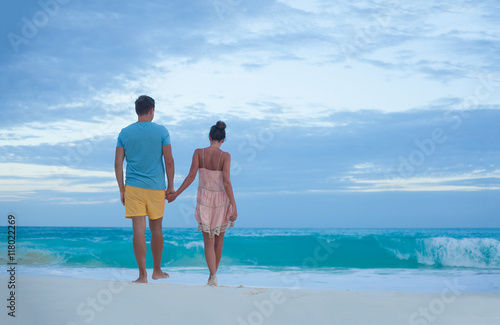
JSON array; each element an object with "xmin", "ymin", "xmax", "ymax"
[
  {"xmin": 132, "ymin": 216, "xmax": 148, "ymax": 283},
  {"xmin": 150, "ymin": 217, "xmax": 169, "ymax": 280}
]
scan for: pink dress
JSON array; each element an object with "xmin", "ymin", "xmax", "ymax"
[{"xmin": 195, "ymin": 149, "xmax": 234, "ymax": 237}]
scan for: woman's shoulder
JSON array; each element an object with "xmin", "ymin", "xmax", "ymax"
[
  {"xmin": 221, "ymin": 150, "xmax": 231, "ymax": 162},
  {"xmin": 193, "ymin": 148, "xmax": 204, "ymax": 156}
]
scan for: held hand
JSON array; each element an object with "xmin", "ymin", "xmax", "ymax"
[
  {"xmin": 165, "ymin": 187, "xmax": 175, "ymax": 202},
  {"xmin": 166, "ymin": 192, "xmax": 178, "ymax": 203}
]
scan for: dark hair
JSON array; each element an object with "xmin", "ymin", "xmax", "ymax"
[
  {"xmin": 209, "ymin": 121, "xmax": 226, "ymax": 141},
  {"xmin": 135, "ymin": 95, "xmax": 155, "ymax": 116}
]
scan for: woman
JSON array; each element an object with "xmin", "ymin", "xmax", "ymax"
[{"xmin": 167, "ymin": 121, "xmax": 238, "ymax": 286}]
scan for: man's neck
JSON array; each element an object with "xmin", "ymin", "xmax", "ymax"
[
  {"xmin": 137, "ymin": 109, "xmax": 154, "ymax": 123},
  {"xmin": 137, "ymin": 117, "xmax": 153, "ymax": 123}
]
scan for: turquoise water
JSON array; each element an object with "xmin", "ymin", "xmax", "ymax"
[
  {"xmin": 5, "ymin": 227, "xmax": 500, "ymax": 269},
  {"xmin": 3, "ymin": 227, "xmax": 500, "ymax": 291}
]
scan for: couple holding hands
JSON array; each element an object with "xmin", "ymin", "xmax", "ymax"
[{"xmin": 114, "ymin": 95, "xmax": 238, "ymax": 286}]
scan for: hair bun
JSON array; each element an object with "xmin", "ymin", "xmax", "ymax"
[{"xmin": 216, "ymin": 121, "xmax": 226, "ymax": 130}]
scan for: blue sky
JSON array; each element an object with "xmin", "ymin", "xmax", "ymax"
[{"xmin": 1, "ymin": 0, "xmax": 500, "ymax": 227}]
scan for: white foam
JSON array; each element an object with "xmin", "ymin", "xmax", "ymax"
[
  {"xmin": 416, "ymin": 237, "xmax": 500, "ymax": 268},
  {"xmin": 17, "ymin": 265, "xmax": 500, "ymax": 292},
  {"xmin": 183, "ymin": 241, "xmax": 204, "ymax": 250}
]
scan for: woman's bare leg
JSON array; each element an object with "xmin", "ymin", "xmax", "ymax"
[
  {"xmin": 132, "ymin": 216, "xmax": 147, "ymax": 283},
  {"xmin": 214, "ymin": 232, "xmax": 225, "ymax": 272},
  {"xmin": 149, "ymin": 217, "xmax": 169, "ymax": 280},
  {"xmin": 202, "ymin": 232, "xmax": 217, "ymax": 285}
]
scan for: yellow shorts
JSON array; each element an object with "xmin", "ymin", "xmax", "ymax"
[{"xmin": 124, "ymin": 185, "xmax": 165, "ymax": 220}]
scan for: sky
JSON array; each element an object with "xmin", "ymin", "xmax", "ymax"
[{"xmin": 1, "ymin": 0, "xmax": 499, "ymax": 228}]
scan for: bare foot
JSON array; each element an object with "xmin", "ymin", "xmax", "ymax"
[
  {"xmin": 133, "ymin": 276, "xmax": 148, "ymax": 284},
  {"xmin": 208, "ymin": 274, "xmax": 218, "ymax": 287},
  {"xmin": 152, "ymin": 270, "xmax": 170, "ymax": 280}
]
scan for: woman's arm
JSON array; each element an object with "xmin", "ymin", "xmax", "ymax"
[
  {"xmin": 167, "ymin": 150, "xmax": 200, "ymax": 203},
  {"xmin": 222, "ymin": 152, "xmax": 238, "ymax": 221}
]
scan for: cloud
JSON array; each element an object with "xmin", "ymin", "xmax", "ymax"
[
  {"xmin": 2, "ymin": 0, "xmax": 500, "ymax": 227},
  {"xmin": 0, "ymin": 118, "xmax": 129, "ymax": 147},
  {"xmin": 339, "ymin": 170, "xmax": 500, "ymax": 192},
  {"xmin": 3, "ymin": 0, "xmax": 500, "ymax": 133},
  {"xmin": 0, "ymin": 163, "xmax": 116, "ymax": 201},
  {"xmin": 0, "ymin": 162, "xmax": 113, "ymax": 179},
  {"xmin": 42, "ymin": 197, "xmax": 120, "ymax": 205}
]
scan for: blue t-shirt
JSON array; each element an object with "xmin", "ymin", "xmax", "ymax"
[{"xmin": 116, "ymin": 122, "xmax": 171, "ymax": 190}]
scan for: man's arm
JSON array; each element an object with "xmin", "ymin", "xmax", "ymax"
[
  {"xmin": 114, "ymin": 147, "xmax": 125, "ymax": 205},
  {"xmin": 163, "ymin": 144, "xmax": 175, "ymax": 195}
]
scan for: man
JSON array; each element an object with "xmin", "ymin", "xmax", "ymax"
[{"xmin": 114, "ymin": 95, "xmax": 174, "ymax": 283}]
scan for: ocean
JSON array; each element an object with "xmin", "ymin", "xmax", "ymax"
[{"xmin": 4, "ymin": 227, "xmax": 500, "ymax": 292}]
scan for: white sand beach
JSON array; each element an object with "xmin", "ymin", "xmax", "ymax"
[{"xmin": 1, "ymin": 276, "xmax": 499, "ymax": 325}]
